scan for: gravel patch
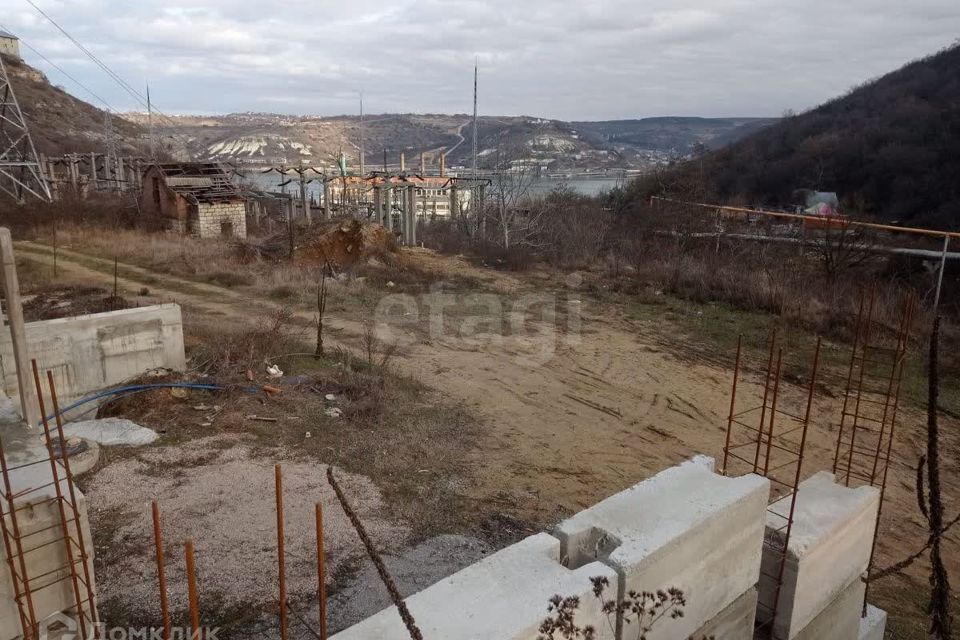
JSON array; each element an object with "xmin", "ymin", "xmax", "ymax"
[{"xmin": 85, "ymin": 434, "xmax": 410, "ymax": 624}]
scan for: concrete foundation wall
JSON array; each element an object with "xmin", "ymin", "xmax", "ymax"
[
  {"xmin": 1, "ymin": 482, "xmax": 95, "ymax": 640},
  {"xmin": 791, "ymin": 577, "xmax": 865, "ymax": 640},
  {"xmin": 0, "ymin": 304, "xmax": 186, "ymax": 421},
  {"xmin": 759, "ymin": 472, "xmax": 880, "ymax": 639},
  {"xmin": 692, "ymin": 587, "xmax": 758, "ymax": 640},
  {"xmin": 330, "ymin": 533, "xmax": 618, "ymax": 640},
  {"xmin": 858, "ymin": 604, "xmax": 887, "ymax": 640},
  {"xmin": 553, "ymin": 456, "xmax": 770, "ymax": 640}
]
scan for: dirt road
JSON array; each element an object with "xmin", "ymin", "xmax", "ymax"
[{"xmin": 15, "ymin": 241, "xmax": 959, "ymax": 596}]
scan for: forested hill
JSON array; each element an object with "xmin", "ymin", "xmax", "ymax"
[{"xmin": 628, "ymin": 44, "xmax": 960, "ymax": 229}]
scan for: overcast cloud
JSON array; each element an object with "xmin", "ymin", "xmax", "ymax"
[{"xmin": 4, "ymin": 0, "xmax": 960, "ymax": 120}]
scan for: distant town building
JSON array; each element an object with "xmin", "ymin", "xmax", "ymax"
[
  {"xmin": 140, "ymin": 162, "xmax": 247, "ymax": 239},
  {"xmin": 0, "ymin": 30, "xmax": 20, "ymax": 59}
]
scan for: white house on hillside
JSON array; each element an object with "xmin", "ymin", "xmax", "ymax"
[{"xmin": 0, "ymin": 30, "xmax": 20, "ymax": 59}]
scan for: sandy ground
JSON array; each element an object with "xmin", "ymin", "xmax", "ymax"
[{"xmin": 17, "ymin": 241, "xmax": 960, "ymax": 635}]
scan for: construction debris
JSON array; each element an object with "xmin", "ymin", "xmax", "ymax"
[{"xmin": 58, "ymin": 417, "xmax": 158, "ymax": 447}]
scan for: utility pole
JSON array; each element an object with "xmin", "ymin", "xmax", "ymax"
[
  {"xmin": 359, "ymin": 92, "xmax": 365, "ymax": 176},
  {"xmin": 0, "ymin": 54, "xmax": 51, "ymax": 202},
  {"xmin": 297, "ymin": 161, "xmax": 311, "ymax": 224},
  {"xmin": 147, "ymin": 82, "xmax": 155, "ymax": 162},
  {"xmin": 472, "ymin": 57, "xmax": 478, "ymax": 177}
]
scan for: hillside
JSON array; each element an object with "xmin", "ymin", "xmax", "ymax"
[
  {"xmin": 124, "ymin": 111, "xmax": 774, "ymax": 172},
  {"xmin": 2, "ymin": 54, "xmax": 144, "ymax": 157},
  {"xmin": 628, "ymin": 44, "xmax": 960, "ymax": 229}
]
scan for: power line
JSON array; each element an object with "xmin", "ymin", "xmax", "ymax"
[
  {"xmin": 22, "ymin": 0, "xmax": 198, "ymax": 156},
  {"xmin": 0, "ymin": 22, "xmax": 116, "ymax": 112}
]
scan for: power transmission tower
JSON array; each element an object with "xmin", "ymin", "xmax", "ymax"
[
  {"xmin": 104, "ymin": 111, "xmax": 119, "ymax": 189},
  {"xmin": 0, "ymin": 53, "xmax": 51, "ymax": 202}
]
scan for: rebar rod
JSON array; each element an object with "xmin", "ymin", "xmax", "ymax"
[
  {"xmin": 47, "ymin": 369, "xmax": 99, "ymax": 634},
  {"xmin": 152, "ymin": 502, "xmax": 171, "ymax": 640},
  {"xmin": 185, "ymin": 540, "xmax": 201, "ymax": 639},
  {"xmin": 32, "ymin": 361, "xmax": 87, "ymax": 640},
  {"xmin": 316, "ymin": 503, "xmax": 328, "ymax": 640},
  {"xmin": 276, "ymin": 465, "xmax": 289, "ymax": 640}
]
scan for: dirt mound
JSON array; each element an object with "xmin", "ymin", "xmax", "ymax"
[{"xmin": 295, "ymin": 220, "xmax": 398, "ymax": 270}]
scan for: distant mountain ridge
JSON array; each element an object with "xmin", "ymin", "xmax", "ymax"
[
  {"xmin": 3, "ymin": 52, "xmax": 774, "ymax": 171},
  {"xmin": 124, "ymin": 111, "xmax": 775, "ymax": 171},
  {"xmin": 629, "ymin": 44, "xmax": 960, "ymax": 228}
]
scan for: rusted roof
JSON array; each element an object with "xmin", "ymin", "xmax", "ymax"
[{"xmin": 150, "ymin": 162, "xmax": 243, "ymax": 204}]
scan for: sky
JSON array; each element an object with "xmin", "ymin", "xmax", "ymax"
[{"xmin": 3, "ymin": 0, "xmax": 960, "ymax": 121}]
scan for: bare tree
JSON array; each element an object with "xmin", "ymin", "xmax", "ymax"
[{"xmin": 486, "ymin": 146, "xmax": 542, "ymax": 249}]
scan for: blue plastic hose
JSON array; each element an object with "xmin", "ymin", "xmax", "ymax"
[{"xmin": 38, "ymin": 383, "xmax": 225, "ymax": 427}]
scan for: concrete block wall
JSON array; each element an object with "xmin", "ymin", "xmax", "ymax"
[
  {"xmin": 1, "ymin": 471, "xmax": 95, "ymax": 640},
  {"xmin": 759, "ymin": 471, "xmax": 880, "ymax": 640},
  {"xmin": 554, "ymin": 456, "xmax": 770, "ymax": 640},
  {"xmin": 331, "ymin": 533, "xmax": 618, "ymax": 640},
  {"xmin": 191, "ymin": 202, "xmax": 247, "ymax": 239},
  {"xmin": 0, "ymin": 304, "xmax": 186, "ymax": 421}
]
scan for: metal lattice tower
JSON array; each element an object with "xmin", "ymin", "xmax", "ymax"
[{"xmin": 0, "ymin": 54, "xmax": 51, "ymax": 202}]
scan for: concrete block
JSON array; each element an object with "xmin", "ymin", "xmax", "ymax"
[
  {"xmin": 330, "ymin": 533, "xmax": 618, "ymax": 640},
  {"xmin": 553, "ymin": 456, "xmax": 770, "ymax": 640},
  {"xmin": 1, "ymin": 472, "xmax": 95, "ymax": 640},
  {"xmin": 0, "ymin": 304, "xmax": 186, "ymax": 420},
  {"xmin": 759, "ymin": 471, "xmax": 880, "ymax": 639},
  {"xmin": 857, "ymin": 604, "xmax": 886, "ymax": 640},
  {"xmin": 691, "ymin": 587, "xmax": 758, "ymax": 640},
  {"xmin": 792, "ymin": 577, "xmax": 864, "ymax": 640}
]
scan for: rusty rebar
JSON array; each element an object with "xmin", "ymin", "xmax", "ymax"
[
  {"xmin": 834, "ymin": 292, "xmax": 865, "ymax": 474},
  {"xmin": 47, "ymin": 369, "xmax": 99, "ymax": 635},
  {"xmin": 185, "ymin": 540, "xmax": 201, "ymax": 639},
  {"xmin": 316, "ymin": 502, "xmax": 328, "ymax": 640},
  {"xmin": 864, "ymin": 295, "xmax": 916, "ymax": 612},
  {"xmin": 275, "ymin": 464, "xmax": 289, "ymax": 640},
  {"xmin": 152, "ymin": 502, "xmax": 171, "ymax": 640},
  {"xmin": 761, "ymin": 349, "xmax": 783, "ymax": 477},
  {"xmin": 327, "ymin": 466, "xmax": 423, "ymax": 640},
  {"xmin": 721, "ymin": 335, "xmax": 742, "ymax": 475},
  {"xmin": 753, "ymin": 328, "xmax": 777, "ymax": 473},
  {"xmin": 0, "ymin": 432, "xmax": 37, "ymax": 638},
  {"xmin": 768, "ymin": 338, "xmax": 820, "ymax": 634},
  {"xmin": 844, "ymin": 291, "xmax": 877, "ymax": 486},
  {"xmin": 32, "ymin": 360, "xmax": 87, "ymax": 640}
]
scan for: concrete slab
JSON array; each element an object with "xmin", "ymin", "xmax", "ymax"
[
  {"xmin": 857, "ymin": 604, "xmax": 887, "ymax": 640},
  {"xmin": 553, "ymin": 456, "xmax": 770, "ymax": 640},
  {"xmin": 0, "ymin": 304, "xmax": 186, "ymax": 423},
  {"xmin": 330, "ymin": 533, "xmax": 618, "ymax": 640},
  {"xmin": 691, "ymin": 587, "xmax": 758, "ymax": 640},
  {"xmin": 792, "ymin": 577, "xmax": 864, "ymax": 640},
  {"xmin": 759, "ymin": 471, "xmax": 880, "ymax": 640}
]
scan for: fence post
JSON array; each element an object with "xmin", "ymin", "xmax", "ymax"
[{"xmin": 0, "ymin": 229, "xmax": 38, "ymax": 427}]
